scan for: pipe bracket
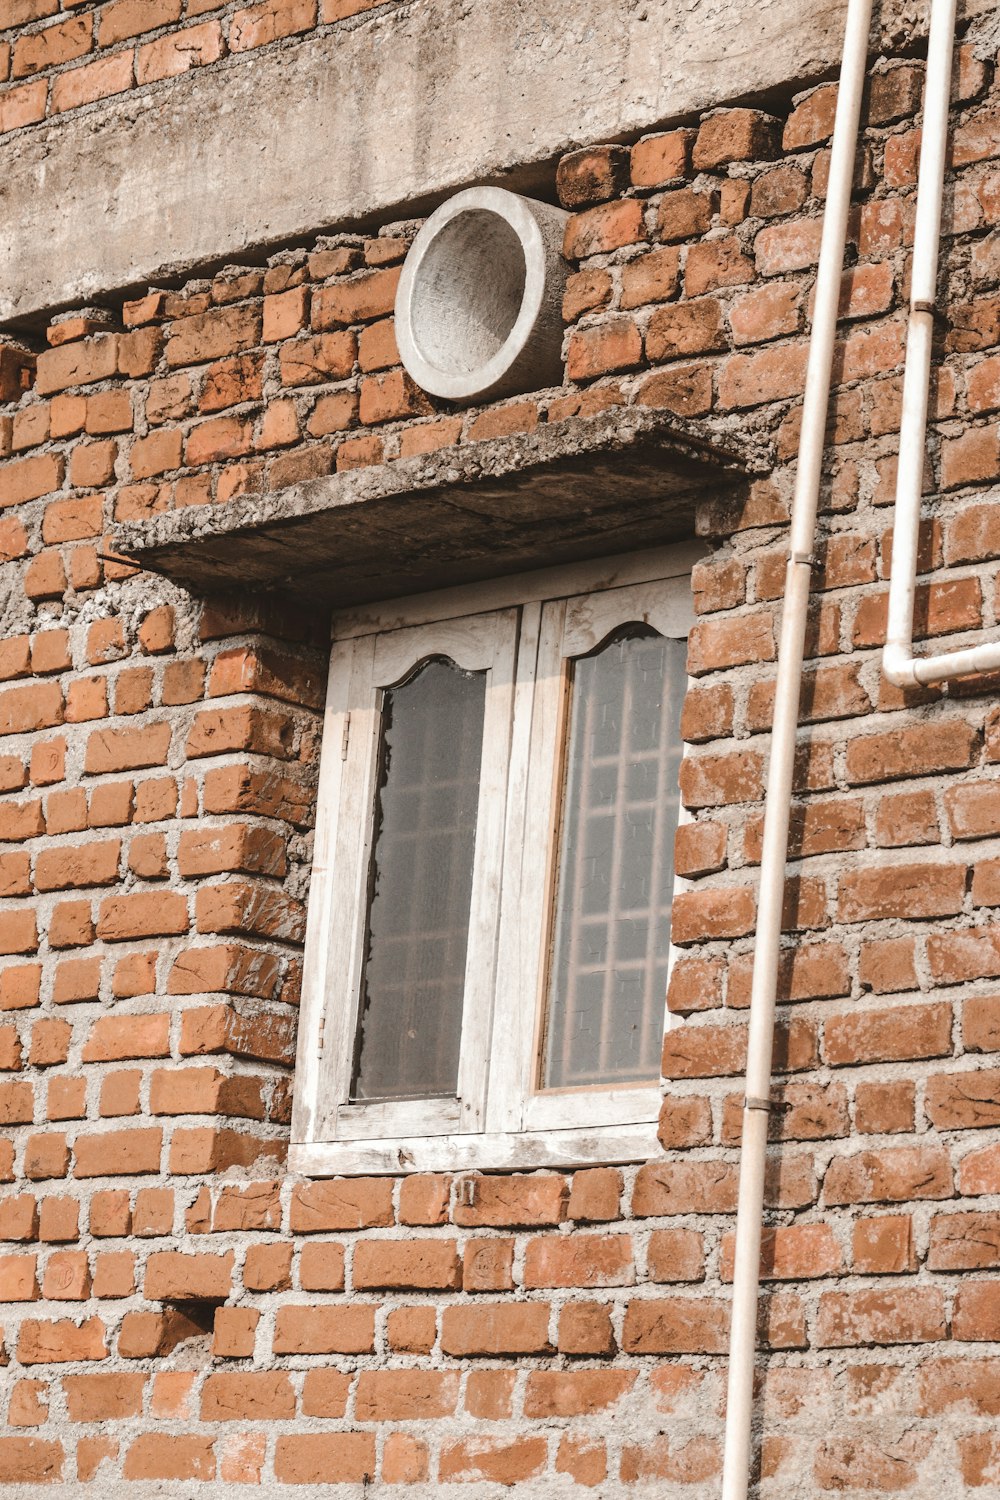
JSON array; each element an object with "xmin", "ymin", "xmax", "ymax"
[
  {"xmin": 744, "ymin": 1095, "xmax": 773, "ymax": 1112},
  {"xmin": 911, "ymin": 298, "xmax": 949, "ymax": 329},
  {"xmin": 789, "ymin": 552, "xmax": 818, "ymax": 569}
]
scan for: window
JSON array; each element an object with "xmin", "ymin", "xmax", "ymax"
[{"xmin": 291, "ymin": 543, "xmax": 698, "ymax": 1174}]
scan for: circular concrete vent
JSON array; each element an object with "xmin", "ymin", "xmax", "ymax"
[{"xmin": 395, "ymin": 187, "xmax": 569, "ymax": 404}]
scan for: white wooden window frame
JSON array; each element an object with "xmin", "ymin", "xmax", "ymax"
[{"xmin": 290, "ymin": 541, "xmax": 701, "ymax": 1176}]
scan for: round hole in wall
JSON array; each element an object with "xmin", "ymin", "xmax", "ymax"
[
  {"xmin": 395, "ymin": 186, "xmax": 569, "ymax": 406},
  {"xmin": 408, "ymin": 210, "xmax": 527, "ymax": 377}
]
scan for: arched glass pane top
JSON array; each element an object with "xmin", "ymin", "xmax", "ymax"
[
  {"xmin": 351, "ymin": 657, "xmax": 486, "ymax": 1102},
  {"xmin": 543, "ymin": 628, "xmax": 686, "ymax": 1089}
]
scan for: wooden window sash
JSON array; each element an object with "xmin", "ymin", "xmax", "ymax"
[{"xmin": 291, "ymin": 543, "xmax": 699, "ymax": 1174}]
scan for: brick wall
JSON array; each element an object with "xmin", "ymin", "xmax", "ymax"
[
  {"xmin": 0, "ymin": 0, "xmax": 392, "ymax": 134},
  {"xmin": 2, "ymin": 28, "xmax": 1000, "ymax": 1493}
]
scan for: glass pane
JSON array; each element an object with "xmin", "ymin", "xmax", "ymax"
[
  {"xmin": 543, "ymin": 628, "xmax": 686, "ymax": 1089},
  {"xmin": 351, "ymin": 657, "xmax": 486, "ymax": 1102}
]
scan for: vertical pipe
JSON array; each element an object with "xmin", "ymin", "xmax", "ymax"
[
  {"xmin": 719, "ymin": 0, "xmax": 874, "ymax": 1494},
  {"xmin": 884, "ymin": 0, "xmax": 960, "ymax": 687}
]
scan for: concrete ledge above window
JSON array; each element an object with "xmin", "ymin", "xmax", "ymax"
[{"xmin": 113, "ymin": 407, "xmax": 765, "ymax": 608}]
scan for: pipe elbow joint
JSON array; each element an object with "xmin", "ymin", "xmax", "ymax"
[{"xmin": 882, "ymin": 642, "xmax": 921, "ymax": 688}]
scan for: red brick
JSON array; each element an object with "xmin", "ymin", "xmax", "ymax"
[
  {"xmin": 622, "ymin": 1296, "xmax": 729, "ymax": 1353},
  {"xmin": 0, "ymin": 1439, "xmax": 63, "ymax": 1485},
  {"xmin": 297, "ymin": 1240, "xmax": 345, "ymax": 1291},
  {"xmin": 730, "ymin": 283, "xmax": 803, "ymax": 345},
  {"xmin": 816, "ymin": 1287, "xmax": 945, "ymax": 1346},
  {"xmin": 557, "ymin": 1301, "xmax": 615, "ymax": 1356},
  {"xmin": 51, "ymin": 51, "xmax": 133, "ymax": 113},
  {"xmin": 647, "ymin": 1228, "xmax": 705, "ymax": 1282},
  {"xmin": 0, "ymin": 1251, "xmax": 38, "ymax": 1300},
  {"xmin": 928, "ymin": 1211, "xmax": 1000, "ymax": 1271},
  {"xmin": 13, "ymin": 15, "xmax": 91, "ymax": 78},
  {"xmin": 355, "ymin": 1370, "xmax": 460, "ymax": 1422},
  {"xmin": 230, "ymin": 0, "xmax": 316, "ymax": 52},
  {"xmin": 273, "ymin": 1434, "xmax": 375, "ymax": 1486},
  {"xmin": 0, "ymin": 453, "xmax": 64, "ymax": 505},
  {"xmin": 82, "ymin": 1014, "xmax": 169, "ymax": 1063},
  {"xmin": 750, "ymin": 165, "xmax": 809, "ymax": 218},
  {"xmin": 84, "ymin": 723, "xmax": 171, "ymax": 774},
  {"xmin": 0, "ymin": 78, "xmax": 47, "ymax": 133},
  {"xmin": 243, "ymin": 1242, "xmax": 292, "ymax": 1292},
  {"xmin": 35, "ymin": 840, "xmax": 120, "ymax": 893},
  {"xmin": 453, "ymin": 1174, "xmax": 566, "ymax": 1228},
  {"xmin": 563, "ymin": 201, "xmax": 646, "ymax": 259},
  {"xmin": 440, "ymin": 1303, "xmax": 552, "ymax": 1356},
  {"xmin": 353, "ymin": 1239, "xmax": 460, "ymax": 1290},
  {"xmin": 440, "ymin": 1438, "xmax": 546, "ymax": 1486},
  {"xmin": 633, "ymin": 1161, "xmax": 738, "ymax": 1216},
  {"xmin": 918, "ymin": 1356, "xmax": 1000, "ymax": 1415},
  {"xmin": 523, "ymin": 1233, "xmax": 633, "ymax": 1288},
  {"xmin": 656, "ymin": 186, "xmax": 716, "ymax": 242},
  {"xmin": 560, "ymin": 267, "xmax": 614, "ymax": 325},
  {"xmin": 855, "ymin": 1080, "xmax": 916, "ymax": 1135},
  {"xmin": 755, "ymin": 218, "xmax": 823, "ymax": 275},
  {"xmin": 201, "ymin": 1370, "xmax": 293, "ymax": 1421},
  {"xmin": 272, "ymin": 1305, "xmax": 375, "ymax": 1354},
  {"xmin": 636, "ymin": 361, "xmax": 713, "ymax": 417},
  {"xmin": 846, "ymin": 720, "xmax": 979, "ymax": 783},
  {"xmin": 97, "ymin": 892, "xmax": 188, "ymax": 942},
  {"xmin": 136, "ymin": 20, "xmax": 223, "ymax": 81},
  {"xmin": 398, "ymin": 1173, "xmax": 450, "ymax": 1226},
  {"xmin": 279, "ymin": 332, "xmax": 355, "ymax": 386},
  {"xmin": 852, "ymin": 1215, "xmax": 916, "ymax": 1275},
  {"xmin": 386, "ymin": 1306, "xmax": 437, "ymax": 1352},
  {"xmin": 694, "ymin": 108, "xmax": 779, "ymax": 168},
  {"xmin": 685, "ymin": 236, "xmax": 753, "ymax": 296},
  {"xmin": 313, "ymin": 268, "xmax": 400, "ymax": 329},
  {"xmin": 123, "ymin": 1435, "xmax": 215, "ymax": 1482},
  {"xmin": 567, "ymin": 318, "xmax": 642, "ymax": 380},
  {"xmin": 556, "ymin": 145, "xmax": 630, "ymax": 208},
  {"xmin": 964, "ymin": 996, "xmax": 1000, "ymax": 1052},
  {"xmin": 925, "ymin": 1069, "xmax": 1000, "ymax": 1130},
  {"xmin": 823, "ymin": 1146, "xmax": 952, "ymax": 1204},
  {"xmin": 630, "ymin": 129, "xmax": 692, "ymax": 188},
  {"xmin": 525, "ymin": 1369, "xmax": 634, "ymax": 1417},
  {"xmin": 299, "ymin": 1368, "xmax": 350, "ymax": 1417},
  {"xmin": 17, "ymin": 1317, "xmax": 107, "ymax": 1364},
  {"xmin": 718, "ymin": 344, "xmax": 808, "ymax": 409},
  {"xmin": 670, "ymin": 886, "xmax": 756, "ymax": 944},
  {"xmin": 954, "ymin": 1281, "xmax": 1000, "ymax": 1341},
  {"xmin": 73, "ymin": 1128, "xmax": 162, "ymax": 1178},
  {"xmin": 463, "ymin": 1238, "xmax": 514, "ymax": 1292},
  {"xmin": 63, "ymin": 1372, "xmax": 144, "ymax": 1422}
]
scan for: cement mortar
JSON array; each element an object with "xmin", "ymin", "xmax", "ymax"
[{"xmin": 2, "ymin": 0, "xmax": 987, "ymax": 327}]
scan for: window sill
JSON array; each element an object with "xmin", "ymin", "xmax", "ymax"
[{"xmin": 289, "ymin": 1122, "xmax": 661, "ymax": 1177}]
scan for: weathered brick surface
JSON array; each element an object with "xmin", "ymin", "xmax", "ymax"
[{"xmin": 2, "ymin": 35, "xmax": 1000, "ymax": 1497}]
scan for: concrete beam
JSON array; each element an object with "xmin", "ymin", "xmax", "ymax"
[
  {"xmin": 1, "ymin": 0, "xmax": 989, "ymax": 325},
  {"xmin": 0, "ymin": 0, "xmax": 835, "ymax": 324}
]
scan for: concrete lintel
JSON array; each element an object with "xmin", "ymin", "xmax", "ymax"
[{"xmin": 113, "ymin": 407, "xmax": 763, "ymax": 608}]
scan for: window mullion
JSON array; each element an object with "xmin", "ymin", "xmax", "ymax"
[
  {"xmin": 490, "ymin": 599, "xmax": 564, "ymax": 1135},
  {"xmin": 453, "ymin": 608, "xmax": 520, "ymax": 1133}
]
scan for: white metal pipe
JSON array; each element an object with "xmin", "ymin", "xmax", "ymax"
[
  {"xmin": 882, "ymin": 0, "xmax": 992, "ymax": 688},
  {"xmin": 719, "ymin": 0, "xmax": 874, "ymax": 1494}
]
